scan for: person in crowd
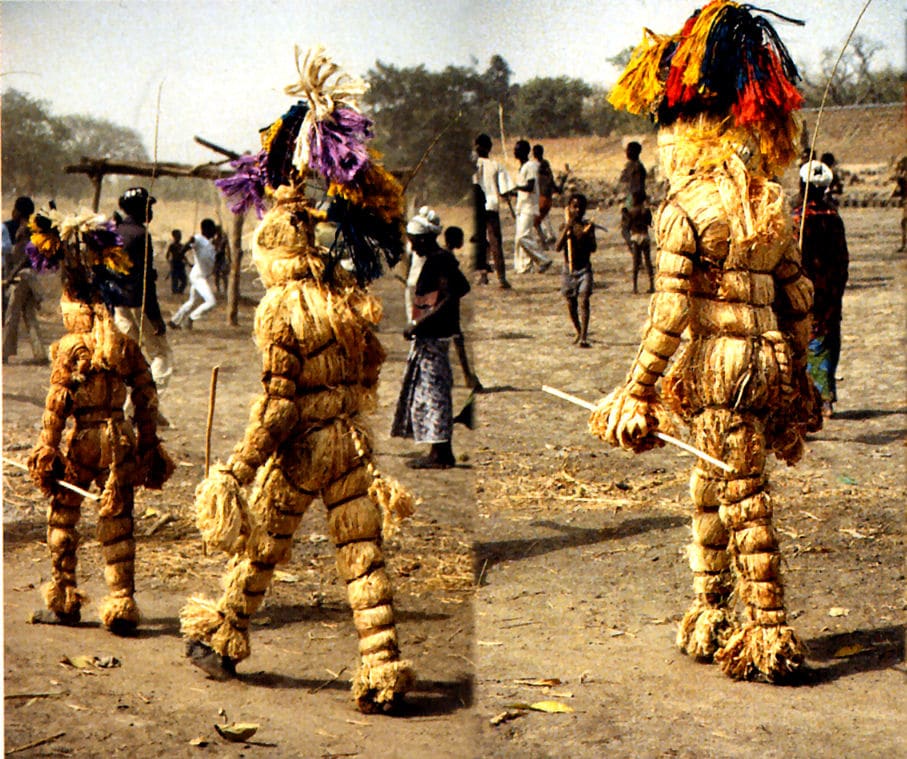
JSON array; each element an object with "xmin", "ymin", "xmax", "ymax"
[
  {"xmin": 392, "ymin": 208, "xmax": 471, "ymax": 469},
  {"xmin": 555, "ymin": 193, "xmax": 596, "ymax": 348},
  {"xmin": 795, "ymin": 160, "xmax": 850, "ymax": 419},
  {"xmin": 505, "ymin": 139, "xmax": 552, "ymax": 274},
  {"xmin": 533, "ymin": 143, "xmax": 567, "ymax": 247},
  {"xmin": 443, "ymin": 225, "xmax": 482, "ymax": 389},
  {"xmin": 165, "ymin": 229, "xmax": 188, "ymax": 294},
  {"xmin": 472, "ymin": 133, "xmax": 513, "ymax": 288},
  {"xmin": 168, "ymin": 218, "xmax": 217, "ymax": 329},
  {"xmin": 2, "ymin": 195, "xmax": 47, "ymax": 364}
]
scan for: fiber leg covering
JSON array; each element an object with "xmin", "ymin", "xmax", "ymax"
[
  {"xmin": 324, "ymin": 465, "xmax": 414, "ymax": 710},
  {"xmin": 181, "ymin": 459, "xmax": 315, "ymax": 663},
  {"xmin": 97, "ymin": 507, "xmax": 140, "ymax": 629},
  {"xmin": 43, "ymin": 488, "xmax": 86, "ymax": 616},
  {"xmin": 677, "ymin": 465, "xmax": 735, "ymax": 660},
  {"xmin": 711, "ymin": 415, "xmax": 805, "ymax": 681}
]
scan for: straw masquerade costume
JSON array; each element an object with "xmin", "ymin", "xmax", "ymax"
[
  {"xmin": 26, "ymin": 209, "xmax": 174, "ymax": 633},
  {"xmin": 591, "ymin": 2, "xmax": 820, "ymax": 682},
  {"xmin": 180, "ymin": 46, "xmax": 415, "ymax": 712}
]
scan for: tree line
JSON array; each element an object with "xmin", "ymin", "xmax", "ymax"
[{"xmin": 3, "ymin": 40, "xmax": 902, "ymax": 204}]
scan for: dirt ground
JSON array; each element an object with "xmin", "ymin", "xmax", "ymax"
[{"xmin": 3, "ymin": 205, "xmax": 905, "ymax": 758}]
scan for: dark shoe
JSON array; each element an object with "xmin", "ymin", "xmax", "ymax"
[
  {"xmin": 578, "ymin": 340, "xmax": 591, "ymax": 349},
  {"xmin": 28, "ymin": 608, "xmax": 81, "ymax": 626},
  {"xmin": 186, "ymin": 639, "xmax": 236, "ymax": 681},
  {"xmin": 498, "ymin": 280, "xmax": 512, "ymax": 290},
  {"xmin": 406, "ymin": 455, "xmax": 454, "ymax": 470},
  {"xmin": 476, "ymin": 271, "xmax": 489, "ymax": 285},
  {"xmin": 538, "ymin": 259, "xmax": 553, "ymax": 274},
  {"xmin": 167, "ymin": 320, "xmax": 180, "ymax": 330}
]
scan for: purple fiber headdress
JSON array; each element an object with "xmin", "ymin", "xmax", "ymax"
[
  {"xmin": 216, "ymin": 150, "xmax": 268, "ymax": 219},
  {"xmin": 307, "ymin": 108, "xmax": 373, "ymax": 185},
  {"xmin": 25, "ymin": 241, "xmax": 59, "ymax": 273},
  {"xmin": 82, "ymin": 220, "xmax": 123, "ymax": 255}
]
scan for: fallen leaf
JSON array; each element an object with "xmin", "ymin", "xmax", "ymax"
[
  {"xmin": 833, "ymin": 644, "xmax": 865, "ymax": 658},
  {"xmin": 60, "ymin": 655, "xmax": 95, "ymax": 669},
  {"xmin": 214, "ymin": 722, "xmax": 259, "ymax": 742},
  {"xmin": 142, "ymin": 506, "xmax": 161, "ymax": 518},
  {"xmin": 528, "ymin": 700, "xmax": 574, "ymax": 714},
  {"xmin": 828, "ymin": 607, "xmax": 850, "ymax": 617},
  {"xmin": 95, "ymin": 656, "xmax": 121, "ymax": 669},
  {"xmin": 837, "ymin": 474, "xmax": 857, "ymax": 485},
  {"xmin": 839, "ymin": 528, "xmax": 869, "ymax": 539},
  {"xmin": 274, "ymin": 571, "xmax": 299, "ymax": 583},
  {"xmin": 477, "ymin": 640, "xmax": 503, "ymax": 646},
  {"xmin": 189, "ymin": 737, "xmax": 208, "ymax": 747},
  {"xmin": 513, "ymin": 678, "xmax": 562, "ymax": 687}
]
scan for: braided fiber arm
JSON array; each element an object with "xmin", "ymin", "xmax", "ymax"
[
  {"xmin": 27, "ymin": 347, "xmax": 73, "ymax": 496},
  {"xmin": 590, "ymin": 203, "xmax": 694, "ymax": 451},
  {"xmin": 226, "ymin": 342, "xmax": 301, "ymax": 485}
]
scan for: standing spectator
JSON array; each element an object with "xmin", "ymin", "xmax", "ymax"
[
  {"xmin": 555, "ymin": 193, "xmax": 597, "ymax": 348},
  {"xmin": 443, "ymin": 225, "xmax": 481, "ymax": 389},
  {"xmin": 212, "ymin": 223, "xmax": 231, "ymax": 295},
  {"xmin": 618, "ymin": 141, "xmax": 647, "ymax": 251},
  {"xmin": 891, "ymin": 155, "xmax": 907, "ymax": 251},
  {"xmin": 505, "ymin": 139, "xmax": 552, "ymax": 274},
  {"xmin": 533, "ymin": 144, "xmax": 566, "ymax": 247},
  {"xmin": 820, "ymin": 152, "xmax": 844, "ymax": 207},
  {"xmin": 169, "ymin": 218, "xmax": 217, "ymax": 329},
  {"xmin": 392, "ymin": 208, "xmax": 470, "ymax": 469},
  {"xmin": 472, "ymin": 133, "xmax": 513, "ymax": 288},
  {"xmin": 2, "ymin": 195, "xmax": 46, "ymax": 363},
  {"xmin": 112, "ymin": 188, "xmax": 173, "ymax": 421},
  {"xmin": 621, "ymin": 191, "xmax": 654, "ymax": 293},
  {"xmin": 165, "ymin": 229, "xmax": 188, "ymax": 294},
  {"xmin": 795, "ymin": 160, "xmax": 849, "ymax": 418}
]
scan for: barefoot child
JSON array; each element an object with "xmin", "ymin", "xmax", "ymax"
[{"xmin": 555, "ymin": 193, "xmax": 596, "ymax": 348}]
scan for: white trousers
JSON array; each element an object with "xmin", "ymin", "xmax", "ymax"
[
  {"xmin": 513, "ymin": 210, "xmax": 551, "ymax": 274},
  {"xmin": 172, "ymin": 272, "xmax": 216, "ymax": 325}
]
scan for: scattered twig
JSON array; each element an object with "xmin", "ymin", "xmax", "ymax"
[
  {"xmin": 309, "ymin": 666, "xmax": 348, "ymax": 694},
  {"xmin": 6, "ymin": 731, "xmax": 66, "ymax": 755},
  {"xmin": 145, "ymin": 512, "xmax": 175, "ymax": 536},
  {"xmin": 4, "ymin": 691, "xmax": 65, "ymax": 700}
]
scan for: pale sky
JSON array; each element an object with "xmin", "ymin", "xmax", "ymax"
[{"xmin": 1, "ymin": 0, "xmax": 905, "ymax": 164}]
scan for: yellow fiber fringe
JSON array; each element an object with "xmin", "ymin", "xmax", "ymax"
[
  {"xmin": 99, "ymin": 596, "xmax": 140, "ymax": 629},
  {"xmin": 608, "ymin": 28, "xmax": 675, "ymax": 115},
  {"xmin": 351, "ymin": 659, "xmax": 415, "ymax": 705},
  {"xmin": 180, "ymin": 596, "xmax": 251, "ymax": 662},
  {"xmin": 715, "ymin": 622, "xmax": 806, "ymax": 681},
  {"xmin": 194, "ymin": 466, "xmax": 252, "ymax": 555}
]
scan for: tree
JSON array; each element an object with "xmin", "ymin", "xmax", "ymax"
[
  {"xmin": 1, "ymin": 89, "xmax": 71, "ymax": 196},
  {"xmin": 800, "ymin": 35, "xmax": 905, "ymax": 106},
  {"xmin": 509, "ymin": 77, "xmax": 593, "ymax": 137},
  {"xmin": 364, "ymin": 58, "xmax": 501, "ymax": 202}
]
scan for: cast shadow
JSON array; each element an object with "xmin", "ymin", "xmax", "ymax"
[
  {"xmin": 491, "ymin": 331, "xmax": 534, "ymax": 340},
  {"xmin": 829, "ymin": 408, "xmax": 906, "ymax": 421},
  {"xmin": 256, "ymin": 602, "xmax": 455, "ymax": 632},
  {"xmin": 474, "ymin": 514, "xmax": 687, "ymax": 578},
  {"xmin": 243, "ymin": 671, "xmax": 473, "ymax": 715},
  {"xmin": 2, "ymin": 392, "xmax": 45, "ymax": 409},
  {"xmin": 800, "ymin": 624, "xmax": 904, "ymax": 685}
]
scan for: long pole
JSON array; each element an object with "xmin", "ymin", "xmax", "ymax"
[
  {"xmin": 540, "ymin": 385, "xmax": 735, "ymax": 473},
  {"xmin": 205, "ymin": 366, "xmax": 220, "ymax": 477},
  {"xmin": 2, "ymin": 457, "xmax": 100, "ymax": 501}
]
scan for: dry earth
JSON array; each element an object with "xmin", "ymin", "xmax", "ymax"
[{"xmin": 3, "ymin": 192, "xmax": 905, "ymax": 758}]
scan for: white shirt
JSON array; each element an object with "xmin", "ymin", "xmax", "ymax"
[
  {"xmin": 474, "ymin": 157, "xmax": 514, "ymax": 213},
  {"xmin": 190, "ymin": 234, "xmax": 216, "ymax": 278},
  {"xmin": 515, "ymin": 159, "xmax": 540, "ymax": 216}
]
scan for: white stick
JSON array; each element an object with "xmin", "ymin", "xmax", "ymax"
[
  {"xmin": 540, "ymin": 385, "xmax": 735, "ymax": 473},
  {"xmin": 2, "ymin": 456, "xmax": 101, "ymax": 501}
]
